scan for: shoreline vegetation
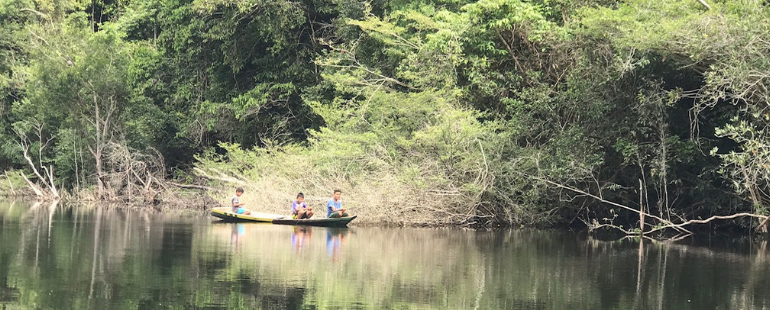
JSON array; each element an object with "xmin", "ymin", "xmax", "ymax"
[{"xmin": 2, "ymin": 0, "xmax": 770, "ymax": 236}]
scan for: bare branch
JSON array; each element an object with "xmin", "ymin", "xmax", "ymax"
[
  {"xmin": 14, "ymin": 127, "xmax": 59, "ymax": 200},
  {"xmin": 696, "ymin": 0, "xmax": 711, "ymax": 10},
  {"xmin": 19, "ymin": 171, "xmax": 45, "ymax": 198},
  {"xmin": 167, "ymin": 182, "xmax": 216, "ymax": 191},
  {"xmin": 536, "ymin": 176, "xmax": 691, "ymax": 234},
  {"xmin": 495, "ymin": 28, "xmax": 528, "ymax": 84},
  {"xmin": 657, "ymin": 212, "xmax": 768, "ymax": 232},
  {"xmin": 194, "ymin": 167, "xmax": 247, "ymax": 185}
]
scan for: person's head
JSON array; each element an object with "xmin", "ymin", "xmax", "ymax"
[
  {"xmin": 333, "ymin": 189, "xmax": 341, "ymax": 201},
  {"xmin": 236, "ymin": 187, "xmax": 244, "ymax": 196},
  {"xmin": 296, "ymin": 192, "xmax": 304, "ymax": 202}
]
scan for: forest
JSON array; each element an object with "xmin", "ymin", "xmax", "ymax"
[{"xmin": 1, "ymin": 0, "xmax": 769, "ymax": 233}]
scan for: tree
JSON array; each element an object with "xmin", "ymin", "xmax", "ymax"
[{"xmin": 18, "ymin": 15, "xmax": 133, "ymax": 199}]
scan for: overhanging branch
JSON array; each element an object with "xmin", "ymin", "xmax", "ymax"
[{"xmin": 697, "ymin": 0, "xmax": 711, "ymax": 10}]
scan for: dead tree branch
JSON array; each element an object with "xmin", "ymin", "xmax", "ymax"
[
  {"xmin": 167, "ymin": 182, "xmax": 216, "ymax": 191},
  {"xmin": 13, "ymin": 123, "xmax": 60, "ymax": 200},
  {"xmin": 19, "ymin": 172, "xmax": 45, "ymax": 197},
  {"xmin": 697, "ymin": 0, "xmax": 711, "ymax": 10},
  {"xmin": 536, "ymin": 177, "xmax": 691, "ymax": 234},
  {"xmin": 539, "ymin": 176, "xmax": 769, "ymax": 235},
  {"xmin": 661, "ymin": 212, "xmax": 768, "ymax": 231},
  {"xmin": 194, "ymin": 167, "xmax": 247, "ymax": 185}
]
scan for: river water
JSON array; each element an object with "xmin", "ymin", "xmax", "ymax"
[{"xmin": 0, "ymin": 201, "xmax": 768, "ymax": 309}]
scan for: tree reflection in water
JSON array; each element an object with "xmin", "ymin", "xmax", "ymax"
[{"xmin": 0, "ymin": 202, "xmax": 768, "ymax": 309}]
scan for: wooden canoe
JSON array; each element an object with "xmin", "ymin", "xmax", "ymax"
[
  {"xmin": 210, "ymin": 207, "xmax": 357, "ymax": 227},
  {"xmin": 210, "ymin": 207, "xmax": 286, "ymax": 223},
  {"xmin": 272, "ymin": 215, "xmax": 357, "ymax": 227}
]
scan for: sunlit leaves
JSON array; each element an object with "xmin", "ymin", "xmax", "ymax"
[
  {"xmin": 463, "ymin": 0, "xmax": 552, "ymax": 37},
  {"xmin": 14, "ymin": 14, "xmax": 136, "ymax": 184}
]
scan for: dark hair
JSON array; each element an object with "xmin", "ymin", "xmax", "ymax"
[
  {"xmin": 333, "ymin": 189, "xmax": 342, "ymax": 194},
  {"xmin": 297, "ymin": 192, "xmax": 304, "ymax": 198},
  {"xmin": 236, "ymin": 187, "xmax": 244, "ymax": 193}
]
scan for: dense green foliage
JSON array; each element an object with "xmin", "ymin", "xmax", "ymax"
[{"xmin": 2, "ymin": 0, "xmax": 769, "ymax": 228}]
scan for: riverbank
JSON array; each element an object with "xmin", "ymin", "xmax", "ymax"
[{"xmin": 4, "ymin": 171, "xmax": 769, "ymax": 232}]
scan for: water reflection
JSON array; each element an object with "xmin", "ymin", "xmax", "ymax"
[
  {"xmin": 326, "ymin": 227, "xmax": 348, "ymax": 262},
  {"xmin": 0, "ymin": 201, "xmax": 768, "ymax": 309},
  {"xmin": 291, "ymin": 226, "xmax": 312, "ymax": 254},
  {"xmin": 231, "ymin": 223, "xmax": 246, "ymax": 251}
]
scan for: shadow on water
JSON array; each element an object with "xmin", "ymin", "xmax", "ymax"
[{"xmin": 0, "ymin": 202, "xmax": 769, "ymax": 309}]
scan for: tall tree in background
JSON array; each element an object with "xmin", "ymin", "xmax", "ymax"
[
  {"xmin": 118, "ymin": 0, "xmax": 329, "ymax": 164},
  {"xmin": 0, "ymin": 0, "xmax": 36, "ymax": 171},
  {"xmin": 17, "ymin": 14, "xmax": 133, "ymax": 199}
]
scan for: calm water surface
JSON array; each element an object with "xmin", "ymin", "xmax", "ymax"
[{"xmin": 0, "ymin": 201, "xmax": 768, "ymax": 309}]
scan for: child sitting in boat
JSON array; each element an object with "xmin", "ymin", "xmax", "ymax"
[
  {"xmin": 232, "ymin": 187, "xmax": 251, "ymax": 215},
  {"xmin": 291, "ymin": 192, "xmax": 314, "ymax": 219}
]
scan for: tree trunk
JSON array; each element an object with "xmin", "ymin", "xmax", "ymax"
[
  {"xmin": 15, "ymin": 126, "xmax": 60, "ymax": 200},
  {"xmin": 20, "ymin": 172, "xmax": 45, "ymax": 198}
]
